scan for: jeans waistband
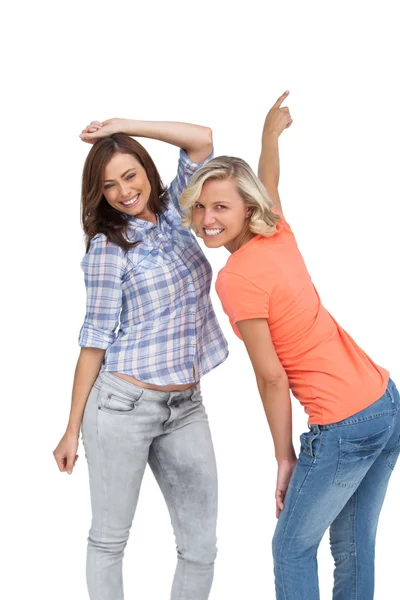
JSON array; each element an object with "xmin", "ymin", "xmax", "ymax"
[
  {"xmin": 310, "ymin": 378, "xmax": 398, "ymax": 432},
  {"xmin": 98, "ymin": 371, "xmax": 199, "ymax": 402}
]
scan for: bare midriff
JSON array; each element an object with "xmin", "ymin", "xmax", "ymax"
[{"xmin": 113, "ymin": 370, "xmax": 199, "ymax": 392}]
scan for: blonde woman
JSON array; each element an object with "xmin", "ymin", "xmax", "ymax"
[{"xmin": 179, "ymin": 92, "xmax": 400, "ymax": 600}]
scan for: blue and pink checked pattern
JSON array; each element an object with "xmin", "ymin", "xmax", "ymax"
[{"xmin": 78, "ymin": 149, "xmax": 228, "ymax": 385}]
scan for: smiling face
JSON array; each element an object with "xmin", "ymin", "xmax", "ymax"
[
  {"xmin": 103, "ymin": 152, "xmax": 153, "ymax": 221},
  {"xmin": 192, "ymin": 178, "xmax": 255, "ymax": 253}
]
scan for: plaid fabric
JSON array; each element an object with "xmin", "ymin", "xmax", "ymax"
[{"xmin": 79, "ymin": 149, "xmax": 228, "ymax": 385}]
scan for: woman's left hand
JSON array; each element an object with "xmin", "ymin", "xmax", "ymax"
[
  {"xmin": 263, "ymin": 91, "xmax": 293, "ymax": 139},
  {"xmin": 275, "ymin": 457, "xmax": 297, "ymax": 518},
  {"xmin": 79, "ymin": 118, "xmax": 127, "ymax": 144}
]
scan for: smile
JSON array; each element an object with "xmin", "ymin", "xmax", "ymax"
[
  {"xmin": 203, "ymin": 228, "xmax": 225, "ymax": 237},
  {"xmin": 121, "ymin": 193, "xmax": 140, "ymax": 207}
]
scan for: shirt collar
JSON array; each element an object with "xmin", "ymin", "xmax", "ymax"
[{"xmin": 127, "ymin": 215, "xmax": 157, "ymax": 231}]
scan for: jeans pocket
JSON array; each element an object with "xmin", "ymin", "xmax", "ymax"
[
  {"xmin": 98, "ymin": 384, "xmax": 144, "ymax": 415},
  {"xmin": 190, "ymin": 386, "xmax": 203, "ymax": 404},
  {"xmin": 334, "ymin": 424, "xmax": 391, "ymax": 487}
]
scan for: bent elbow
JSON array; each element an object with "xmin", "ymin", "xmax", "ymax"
[{"xmin": 257, "ymin": 371, "xmax": 289, "ymax": 391}]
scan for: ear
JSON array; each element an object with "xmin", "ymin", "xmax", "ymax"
[{"xmin": 245, "ymin": 207, "xmax": 254, "ymax": 218}]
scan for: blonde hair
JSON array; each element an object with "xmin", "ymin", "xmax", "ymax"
[{"xmin": 179, "ymin": 156, "xmax": 281, "ymax": 236}]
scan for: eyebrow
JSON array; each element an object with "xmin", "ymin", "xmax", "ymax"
[
  {"xmin": 197, "ymin": 200, "xmax": 232, "ymax": 205},
  {"xmin": 104, "ymin": 168, "xmax": 136, "ymax": 183}
]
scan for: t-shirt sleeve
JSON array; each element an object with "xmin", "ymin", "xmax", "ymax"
[
  {"xmin": 216, "ymin": 271, "xmax": 270, "ymax": 325},
  {"xmin": 167, "ymin": 148, "xmax": 214, "ymax": 214}
]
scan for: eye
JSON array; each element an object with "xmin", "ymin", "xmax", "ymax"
[
  {"xmin": 194, "ymin": 203, "xmax": 204, "ymax": 209},
  {"xmin": 126, "ymin": 173, "xmax": 136, "ymax": 180},
  {"xmin": 104, "ymin": 183, "xmax": 114, "ymax": 190},
  {"xmin": 216, "ymin": 205, "xmax": 227, "ymax": 210}
]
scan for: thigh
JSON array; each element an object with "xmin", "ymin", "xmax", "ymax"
[
  {"xmin": 274, "ymin": 428, "xmax": 349, "ymax": 550},
  {"xmin": 329, "ymin": 405, "xmax": 400, "ymax": 577},
  {"xmin": 82, "ymin": 380, "xmax": 152, "ymax": 532},
  {"xmin": 148, "ymin": 400, "xmax": 218, "ymax": 549},
  {"xmin": 330, "ymin": 433, "xmax": 399, "ymax": 548}
]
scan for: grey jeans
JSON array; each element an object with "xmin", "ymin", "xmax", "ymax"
[{"xmin": 81, "ymin": 372, "xmax": 218, "ymax": 600}]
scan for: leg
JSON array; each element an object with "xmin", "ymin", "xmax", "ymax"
[
  {"xmin": 272, "ymin": 383, "xmax": 399, "ymax": 600},
  {"xmin": 81, "ymin": 378, "xmax": 153, "ymax": 600},
  {"xmin": 330, "ymin": 396, "xmax": 400, "ymax": 599},
  {"xmin": 148, "ymin": 388, "xmax": 218, "ymax": 600}
]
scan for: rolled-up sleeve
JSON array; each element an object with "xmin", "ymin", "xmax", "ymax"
[
  {"xmin": 78, "ymin": 234, "xmax": 126, "ymax": 349},
  {"xmin": 168, "ymin": 148, "xmax": 214, "ymax": 213}
]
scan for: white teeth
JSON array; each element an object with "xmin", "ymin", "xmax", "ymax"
[
  {"xmin": 204, "ymin": 228, "xmax": 224, "ymax": 236},
  {"xmin": 122, "ymin": 194, "xmax": 139, "ymax": 206}
]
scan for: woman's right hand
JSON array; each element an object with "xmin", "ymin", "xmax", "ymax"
[
  {"xmin": 79, "ymin": 118, "xmax": 128, "ymax": 144},
  {"xmin": 53, "ymin": 431, "xmax": 79, "ymax": 475}
]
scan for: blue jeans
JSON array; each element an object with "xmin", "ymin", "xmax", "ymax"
[
  {"xmin": 273, "ymin": 378, "xmax": 400, "ymax": 600},
  {"xmin": 81, "ymin": 372, "xmax": 218, "ymax": 600}
]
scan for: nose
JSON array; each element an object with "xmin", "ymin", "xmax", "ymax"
[
  {"xmin": 203, "ymin": 209, "xmax": 217, "ymax": 227},
  {"xmin": 120, "ymin": 182, "xmax": 133, "ymax": 198}
]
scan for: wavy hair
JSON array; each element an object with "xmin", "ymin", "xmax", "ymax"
[
  {"xmin": 81, "ymin": 133, "xmax": 168, "ymax": 251},
  {"xmin": 180, "ymin": 155, "xmax": 281, "ymax": 236}
]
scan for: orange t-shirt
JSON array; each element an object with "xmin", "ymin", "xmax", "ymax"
[{"xmin": 216, "ymin": 212, "xmax": 389, "ymax": 425}]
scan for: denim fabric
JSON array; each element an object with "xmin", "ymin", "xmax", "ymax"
[
  {"xmin": 81, "ymin": 372, "xmax": 218, "ymax": 600},
  {"xmin": 273, "ymin": 378, "xmax": 400, "ymax": 599}
]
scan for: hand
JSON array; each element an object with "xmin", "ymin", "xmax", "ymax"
[
  {"xmin": 263, "ymin": 91, "xmax": 293, "ymax": 138},
  {"xmin": 275, "ymin": 457, "xmax": 297, "ymax": 518},
  {"xmin": 53, "ymin": 431, "xmax": 79, "ymax": 474},
  {"xmin": 79, "ymin": 118, "xmax": 127, "ymax": 144}
]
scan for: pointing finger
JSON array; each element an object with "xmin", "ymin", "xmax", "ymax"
[{"xmin": 273, "ymin": 90, "xmax": 290, "ymax": 108}]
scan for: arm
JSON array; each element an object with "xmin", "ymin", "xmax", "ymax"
[
  {"xmin": 258, "ymin": 91, "xmax": 292, "ymax": 213},
  {"xmin": 236, "ymin": 318, "xmax": 295, "ymax": 463},
  {"xmin": 80, "ymin": 118, "xmax": 213, "ymax": 164},
  {"xmin": 236, "ymin": 318, "xmax": 297, "ymax": 518},
  {"xmin": 53, "ymin": 235, "xmax": 125, "ymax": 474},
  {"xmin": 53, "ymin": 348, "xmax": 105, "ymax": 474}
]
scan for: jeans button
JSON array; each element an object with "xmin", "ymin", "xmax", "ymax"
[{"xmin": 305, "ymin": 437, "xmax": 310, "ymax": 443}]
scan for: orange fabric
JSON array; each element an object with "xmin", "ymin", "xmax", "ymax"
[{"xmin": 216, "ymin": 212, "xmax": 389, "ymax": 425}]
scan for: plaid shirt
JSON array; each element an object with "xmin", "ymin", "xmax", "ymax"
[{"xmin": 78, "ymin": 149, "xmax": 228, "ymax": 385}]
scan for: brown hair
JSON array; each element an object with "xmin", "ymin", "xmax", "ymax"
[{"xmin": 81, "ymin": 133, "xmax": 168, "ymax": 251}]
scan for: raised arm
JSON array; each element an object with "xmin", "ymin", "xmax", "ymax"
[
  {"xmin": 80, "ymin": 118, "xmax": 213, "ymax": 164},
  {"xmin": 258, "ymin": 91, "xmax": 292, "ymax": 213}
]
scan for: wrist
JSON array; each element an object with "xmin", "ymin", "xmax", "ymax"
[
  {"xmin": 276, "ymin": 451, "xmax": 297, "ymax": 465},
  {"xmin": 66, "ymin": 423, "xmax": 80, "ymax": 437},
  {"xmin": 122, "ymin": 118, "xmax": 138, "ymax": 135},
  {"xmin": 262, "ymin": 129, "xmax": 280, "ymax": 141}
]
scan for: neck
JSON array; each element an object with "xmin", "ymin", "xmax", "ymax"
[
  {"xmin": 225, "ymin": 228, "xmax": 256, "ymax": 254},
  {"xmin": 134, "ymin": 207, "xmax": 157, "ymax": 225}
]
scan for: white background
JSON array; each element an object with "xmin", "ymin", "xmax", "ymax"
[{"xmin": 3, "ymin": 1, "xmax": 399, "ymax": 598}]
